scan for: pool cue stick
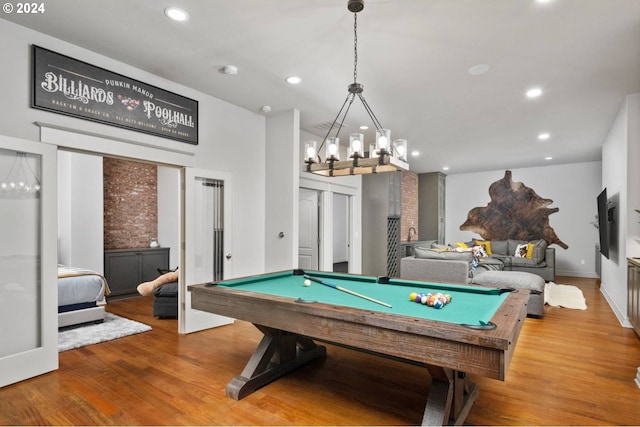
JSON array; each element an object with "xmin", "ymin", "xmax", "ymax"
[{"xmin": 303, "ymin": 275, "xmax": 392, "ymax": 308}]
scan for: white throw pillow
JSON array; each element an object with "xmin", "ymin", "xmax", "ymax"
[{"xmin": 514, "ymin": 243, "xmax": 529, "ymax": 258}]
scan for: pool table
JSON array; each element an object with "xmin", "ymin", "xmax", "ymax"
[{"xmin": 189, "ymin": 269, "xmax": 528, "ymax": 425}]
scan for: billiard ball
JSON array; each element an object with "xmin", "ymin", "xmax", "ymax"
[
  {"xmin": 409, "ymin": 292, "xmax": 418, "ymax": 301},
  {"xmin": 303, "ymin": 279, "xmax": 311, "ymax": 287}
]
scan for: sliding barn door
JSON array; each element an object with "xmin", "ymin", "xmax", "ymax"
[
  {"xmin": 0, "ymin": 136, "xmax": 57, "ymax": 387},
  {"xmin": 180, "ymin": 168, "xmax": 234, "ymax": 334}
]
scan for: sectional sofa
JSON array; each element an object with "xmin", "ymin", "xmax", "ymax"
[{"xmin": 403, "ymin": 239, "xmax": 555, "ymax": 282}]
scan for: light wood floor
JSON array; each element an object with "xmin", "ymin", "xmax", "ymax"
[{"xmin": 1, "ymin": 276, "xmax": 639, "ymax": 425}]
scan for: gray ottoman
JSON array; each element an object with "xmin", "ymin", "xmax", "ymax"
[
  {"xmin": 471, "ymin": 271, "xmax": 545, "ymax": 317},
  {"xmin": 152, "ymin": 281, "xmax": 178, "ymax": 318}
]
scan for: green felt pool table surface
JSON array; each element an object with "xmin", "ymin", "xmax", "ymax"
[{"xmin": 218, "ymin": 270, "xmax": 509, "ymax": 327}]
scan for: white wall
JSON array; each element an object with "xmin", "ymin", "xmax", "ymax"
[
  {"xmin": 0, "ymin": 19, "xmax": 266, "ymax": 279},
  {"xmin": 446, "ymin": 162, "xmax": 602, "ymax": 277},
  {"xmin": 601, "ymin": 93, "xmax": 640, "ymax": 325},
  {"xmin": 157, "ymin": 165, "xmax": 180, "ymax": 269},
  {"xmin": 56, "ymin": 151, "xmax": 103, "ymax": 273},
  {"xmin": 626, "ymin": 94, "xmax": 640, "ymax": 258},
  {"xmin": 265, "ymin": 110, "xmax": 300, "ymax": 271},
  {"xmin": 332, "ymin": 194, "xmax": 348, "ymax": 263}
]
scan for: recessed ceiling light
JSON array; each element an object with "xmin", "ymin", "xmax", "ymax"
[
  {"xmin": 411, "ymin": 151, "xmax": 420, "ymax": 157},
  {"xmin": 526, "ymin": 87, "xmax": 543, "ymax": 98},
  {"xmin": 285, "ymin": 75, "xmax": 301, "ymax": 85},
  {"xmin": 442, "ymin": 166, "xmax": 450, "ymax": 171},
  {"xmin": 359, "ymin": 125, "xmax": 369, "ymax": 130},
  {"xmin": 538, "ymin": 132, "xmax": 550, "ymax": 141},
  {"xmin": 164, "ymin": 7, "xmax": 189, "ymax": 22},
  {"xmin": 536, "ymin": 0, "xmax": 554, "ymax": 4},
  {"xmin": 544, "ymin": 156, "xmax": 553, "ymax": 160},
  {"xmin": 467, "ymin": 64, "xmax": 490, "ymax": 76}
]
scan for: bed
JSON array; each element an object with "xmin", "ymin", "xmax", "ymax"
[{"xmin": 58, "ymin": 265, "xmax": 110, "ymax": 328}]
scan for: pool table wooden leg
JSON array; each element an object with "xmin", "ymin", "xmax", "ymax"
[
  {"xmin": 422, "ymin": 367, "xmax": 479, "ymax": 426},
  {"xmin": 226, "ymin": 324, "xmax": 327, "ymax": 400}
]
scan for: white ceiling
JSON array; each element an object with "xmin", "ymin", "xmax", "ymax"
[{"xmin": 4, "ymin": 0, "xmax": 640, "ymax": 174}]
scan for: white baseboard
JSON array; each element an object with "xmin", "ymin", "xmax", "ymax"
[
  {"xmin": 599, "ymin": 283, "xmax": 633, "ymax": 328},
  {"xmin": 555, "ymin": 270, "xmax": 599, "ymax": 278}
]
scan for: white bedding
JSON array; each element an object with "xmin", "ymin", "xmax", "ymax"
[{"xmin": 58, "ymin": 265, "xmax": 110, "ymax": 306}]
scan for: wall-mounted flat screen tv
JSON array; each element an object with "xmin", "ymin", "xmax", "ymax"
[{"xmin": 597, "ymin": 188, "xmax": 610, "ymax": 259}]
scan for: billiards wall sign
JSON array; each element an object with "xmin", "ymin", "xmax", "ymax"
[{"xmin": 31, "ymin": 45, "xmax": 198, "ymax": 145}]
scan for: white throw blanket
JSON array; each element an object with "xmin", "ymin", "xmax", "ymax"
[{"xmin": 544, "ymin": 282, "xmax": 587, "ymax": 310}]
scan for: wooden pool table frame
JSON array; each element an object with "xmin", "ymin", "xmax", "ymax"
[{"xmin": 189, "ymin": 271, "xmax": 528, "ymax": 425}]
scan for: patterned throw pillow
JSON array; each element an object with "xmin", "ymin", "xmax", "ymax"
[
  {"xmin": 472, "ymin": 245, "xmax": 488, "ymax": 258},
  {"xmin": 514, "ymin": 243, "xmax": 529, "ymax": 258},
  {"xmin": 474, "ymin": 240, "xmax": 492, "ymax": 256}
]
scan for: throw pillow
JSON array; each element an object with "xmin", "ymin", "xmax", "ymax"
[
  {"xmin": 474, "ymin": 240, "xmax": 492, "ymax": 256},
  {"xmin": 528, "ymin": 239, "xmax": 548, "ymax": 263},
  {"xmin": 526, "ymin": 243, "xmax": 535, "ymax": 258},
  {"xmin": 514, "ymin": 243, "xmax": 529, "ymax": 258},
  {"xmin": 472, "ymin": 245, "xmax": 488, "ymax": 258}
]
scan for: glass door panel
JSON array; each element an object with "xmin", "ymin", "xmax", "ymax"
[{"xmin": 0, "ymin": 137, "xmax": 57, "ymax": 388}]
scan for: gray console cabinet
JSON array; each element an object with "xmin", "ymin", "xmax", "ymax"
[{"xmin": 104, "ymin": 247, "xmax": 170, "ymax": 300}]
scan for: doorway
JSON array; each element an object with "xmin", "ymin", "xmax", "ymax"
[
  {"xmin": 57, "ymin": 149, "xmax": 232, "ymax": 334},
  {"xmin": 298, "ymin": 187, "xmax": 353, "ymax": 274}
]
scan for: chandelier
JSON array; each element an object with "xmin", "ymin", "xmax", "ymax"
[
  {"xmin": 304, "ymin": 0, "xmax": 409, "ymax": 177},
  {"xmin": 0, "ymin": 152, "xmax": 41, "ymax": 198}
]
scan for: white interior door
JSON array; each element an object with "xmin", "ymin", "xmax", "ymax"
[
  {"xmin": 298, "ymin": 188, "xmax": 319, "ymax": 270},
  {"xmin": 180, "ymin": 168, "xmax": 234, "ymax": 334},
  {"xmin": 0, "ymin": 136, "xmax": 57, "ymax": 387}
]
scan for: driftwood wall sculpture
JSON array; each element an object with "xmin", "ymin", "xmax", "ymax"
[{"xmin": 460, "ymin": 170, "xmax": 568, "ymax": 249}]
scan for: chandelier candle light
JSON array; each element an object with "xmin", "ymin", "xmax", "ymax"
[{"xmin": 304, "ymin": 0, "xmax": 410, "ymax": 177}]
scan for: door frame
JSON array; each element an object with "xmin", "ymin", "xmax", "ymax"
[
  {"xmin": 299, "ymin": 176, "xmax": 362, "ymax": 274},
  {"xmin": 40, "ymin": 125, "xmax": 233, "ymax": 335}
]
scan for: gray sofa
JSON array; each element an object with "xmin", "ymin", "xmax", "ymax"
[
  {"xmin": 407, "ymin": 239, "xmax": 555, "ymax": 282},
  {"xmin": 401, "ymin": 256, "xmax": 471, "ymax": 285}
]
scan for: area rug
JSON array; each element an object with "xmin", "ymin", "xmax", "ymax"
[
  {"xmin": 544, "ymin": 282, "xmax": 587, "ymax": 310},
  {"xmin": 59, "ymin": 312, "xmax": 152, "ymax": 352}
]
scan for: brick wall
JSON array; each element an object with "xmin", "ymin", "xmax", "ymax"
[
  {"xmin": 103, "ymin": 158, "xmax": 158, "ymax": 250},
  {"xmin": 401, "ymin": 171, "xmax": 419, "ymax": 241}
]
